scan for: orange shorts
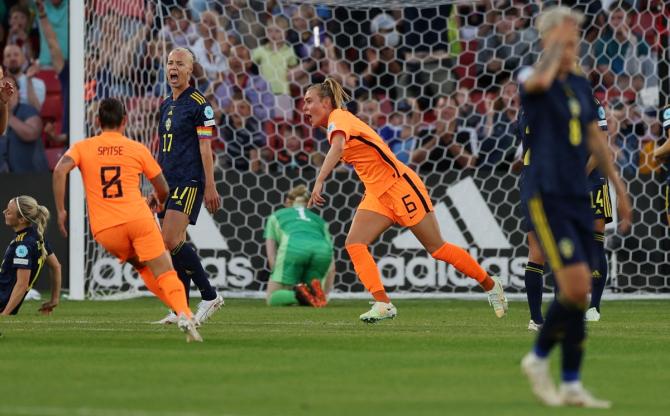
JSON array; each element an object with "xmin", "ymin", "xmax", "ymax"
[
  {"xmin": 94, "ymin": 217, "xmax": 166, "ymax": 262},
  {"xmin": 359, "ymin": 170, "xmax": 434, "ymax": 227}
]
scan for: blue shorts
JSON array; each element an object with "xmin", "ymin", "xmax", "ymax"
[
  {"xmin": 524, "ymin": 193, "xmax": 596, "ymax": 272},
  {"xmin": 589, "ymin": 177, "xmax": 613, "ymax": 224},
  {"xmin": 157, "ymin": 181, "xmax": 203, "ymax": 225}
]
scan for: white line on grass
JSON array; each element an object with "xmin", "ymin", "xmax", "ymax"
[{"xmin": 0, "ymin": 405, "xmax": 241, "ymax": 416}]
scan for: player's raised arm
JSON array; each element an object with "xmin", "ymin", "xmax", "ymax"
[
  {"xmin": 522, "ymin": 13, "xmax": 582, "ymax": 94},
  {"xmin": 52, "ymin": 155, "xmax": 77, "ymax": 237},
  {"xmin": 586, "ymin": 121, "xmax": 632, "ymax": 233},
  {"xmin": 0, "ymin": 67, "xmax": 15, "ymax": 134},
  {"xmin": 309, "ymin": 132, "xmax": 344, "ymax": 208}
]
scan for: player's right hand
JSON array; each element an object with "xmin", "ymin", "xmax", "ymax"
[
  {"xmin": 146, "ymin": 192, "xmax": 164, "ymax": 213},
  {"xmin": 57, "ymin": 209, "xmax": 68, "ymax": 237},
  {"xmin": 38, "ymin": 300, "xmax": 58, "ymax": 315},
  {"xmin": 204, "ymin": 183, "xmax": 221, "ymax": 213},
  {"xmin": 308, "ymin": 181, "xmax": 325, "ymax": 208}
]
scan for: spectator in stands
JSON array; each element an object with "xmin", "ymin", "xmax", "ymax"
[
  {"xmin": 362, "ymin": 29, "xmax": 402, "ymax": 100},
  {"xmin": 222, "ymin": 0, "xmax": 268, "ymax": 50},
  {"xmin": 1, "ymin": 67, "xmax": 16, "ymax": 171},
  {"xmin": 593, "ymin": 1, "xmax": 655, "ymax": 84},
  {"xmin": 273, "ymin": 125, "xmax": 312, "ymax": 173},
  {"xmin": 287, "ymin": 4, "xmax": 324, "ymax": 60},
  {"xmin": 191, "ymin": 10, "xmax": 227, "ymax": 85},
  {"xmin": 252, "ymin": 18, "xmax": 298, "ymax": 120},
  {"xmin": 609, "ymin": 100, "xmax": 641, "ymax": 176},
  {"xmin": 34, "ymin": 0, "xmax": 68, "ymax": 68},
  {"xmin": 219, "ymin": 99, "xmax": 267, "ymax": 173},
  {"xmin": 0, "ymin": 76, "xmax": 47, "ymax": 173},
  {"xmin": 210, "ymin": 44, "xmax": 274, "ymax": 122},
  {"xmin": 35, "ymin": 0, "xmax": 67, "ymax": 143},
  {"xmin": 411, "ymin": 95, "xmax": 476, "ymax": 172},
  {"xmin": 159, "ymin": 6, "xmax": 198, "ymax": 48},
  {"xmin": 383, "ymin": 102, "xmax": 418, "ymax": 165},
  {"xmin": 399, "ymin": 5, "xmax": 457, "ymax": 98},
  {"xmin": 477, "ymin": 79, "xmax": 520, "ymax": 170},
  {"xmin": 6, "ymin": 4, "xmax": 36, "ymax": 60},
  {"xmin": 355, "ymin": 97, "xmax": 384, "ymax": 131},
  {"xmin": 3, "ymin": 44, "xmax": 46, "ymax": 111},
  {"xmin": 476, "ymin": 3, "xmax": 539, "ymax": 90}
]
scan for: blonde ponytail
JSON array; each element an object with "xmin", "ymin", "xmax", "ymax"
[
  {"xmin": 308, "ymin": 77, "xmax": 351, "ymax": 110},
  {"xmin": 14, "ymin": 195, "xmax": 50, "ymax": 257}
]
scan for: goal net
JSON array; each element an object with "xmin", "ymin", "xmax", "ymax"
[{"xmin": 75, "ymin": 0, "xmax": 670, "ymax": 299}]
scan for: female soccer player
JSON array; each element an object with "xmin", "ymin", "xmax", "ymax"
[
  {"xmin": 1, "ymin": 196, "xmax": 60, "ymax": 315},
  {"xmin": 518, "ymin": 7, "xmax": 631, "ymax": 408},
  {"xmin": 53, "ymin": 98, "xmax": 202, "ymax": 342},
  {"xmin": 303, "ymin": 77, "xmax": 507, "ymax": 322},
  {"xmin": 264, "ymin": 185, "xmax": 335, "ymax": 307}
]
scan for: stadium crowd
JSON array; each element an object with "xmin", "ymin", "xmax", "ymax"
[{"xmin": 0, "ymin": 0, "xmax": 667, "ymax": 177}]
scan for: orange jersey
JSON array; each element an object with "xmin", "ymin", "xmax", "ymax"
[
  {"xmin": 327, "ymin": 109, "xmax": 408, "ymax": 197},
  {"xmin": 66, "ymin": 131, "xmax": 162, "ymax": 236}
]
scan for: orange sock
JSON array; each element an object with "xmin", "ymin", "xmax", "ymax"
[
  {"xmin": 137, "ymin": 267, "xmax": 172, "ymax": 307},
  {"xmin": 431, "ymin": 242, "xmax": 495, "ymax": 291},
  {"xmin": 156, "ymin": 270, "xmax": 193, "ymax": 318},
  {"xmin": 346, "ymin": 243, "xmax": 390, "ymax": 303}
]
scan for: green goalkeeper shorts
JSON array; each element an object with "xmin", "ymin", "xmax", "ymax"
[{"xmin": 270, "ymin": 237, "xmax": 333, "ymax": 286}]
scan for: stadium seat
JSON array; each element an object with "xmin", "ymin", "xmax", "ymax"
[
  {"xmin": 45, "ymin": 146, "xmax": 65, "ymax": 170},
  {"xmin": 40, "ymin": 94, "xmax": 63, "ymax": 121},
  {"xmin": 36, "ymin": 69, "xmax": 61, "ymax": 94}
]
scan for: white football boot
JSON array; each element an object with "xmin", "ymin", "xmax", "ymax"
[
  {"xmin": 487, "ymin": 276, "xmax": 508, "ymax": 318},
  {"xmin": 177, "ymin": 313, "xmax": 203, "ymax": 343},
  {"xmin": 359, "ymin": 301, "xmax": 397, "ymax": 323},
  {"xmin": 194, "ymin": 294, "xmax": 225, "ymax": 325},
  {"xmin": 528, "ymin": 320, "xmax": 543, "ymax": 332},
  {"xmin": 585, "ymin": 307, "xmax": 601, "ymax": 322},
  {"xmin": 559, "ymin": 382, "xmax": 611, "ymax": 408},
  {"xmin": 521, "ymin": 352, "xmax": 561, "ymax": 407},
  {"xmin": 152, "ymin": 311, "xmax": 178, "ymax": 324}
]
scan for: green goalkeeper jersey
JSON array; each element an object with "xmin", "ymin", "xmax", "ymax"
[{"xmin": 263, "ymin": 205, "xmax": 333, "ymax": 286}]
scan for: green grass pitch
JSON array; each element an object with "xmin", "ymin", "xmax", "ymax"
[{"xmin": 0, "ymin": 299, "xmax": 668, "ymax": 416}]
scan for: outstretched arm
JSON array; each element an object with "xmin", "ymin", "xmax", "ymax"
[
  {"xmin": 52, "ymin": 155, "xmax": 76, "ymax": 237},
  {"xmin": 308, "ymin": 133, "xmax": 344, "ymax": 208}
]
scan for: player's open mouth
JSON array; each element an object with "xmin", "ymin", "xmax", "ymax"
[{"xmin": 169, "ymin": 74, "xmax": 179, "ymax": 82}]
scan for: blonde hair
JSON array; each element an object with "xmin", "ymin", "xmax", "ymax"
[
  {"xmin": 308, "ymin": 77, "xmax": 351, "ymax": 110},
  {"xmin": 287, "ymin": 185, "xmax": 310, "ymax": 206},
  {"xmin": 14, "ymin": 195, "xmax": 50, "ymax": 257},
  {"xmin": 536, "ymin": 6, "xmax": 584, "ymax": 38}
]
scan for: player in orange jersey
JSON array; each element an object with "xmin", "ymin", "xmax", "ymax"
[
  {"xmin": 52, "ymin": 98, "xmax": 202, "ymax": 342},
  {"xmin": 304, "ymin": 78, "xmax": 508, "ymax": 322}
]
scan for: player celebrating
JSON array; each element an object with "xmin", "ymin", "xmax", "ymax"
[
  {"xmin": 52, "ymin": 98, "xmax": 202, "ymax": 342},
  {"xmin": 264, "ymin": 185, "xmax": 335, "ymax": 307},
  {"xmin": 155, "ymin": 47, "xmax": 224, "ymax": 325},
  {"xmin": 303, "ymin": 77, "xmax": 508, "ymax": 322},
  {"xmin": 518, "ymin": 7, "xmax": 631, "ymax": 407},
  {"xmin": 519, "ymin": 97, "xmax": 613, "ymax": 330},
  {"xmin": 0, "ymin": 196, "xmax": 60, "ymax": 315}
]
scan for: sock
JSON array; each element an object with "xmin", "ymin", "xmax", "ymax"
[
  {"xmin": 137, "ymin": 266, "xmax": 172, "ymax": 307},
  {"xmin": 346, "ymin": 243, "xmax": 390, "ymax": 303},
  {"xmin": 560, "ymin": 301, "xmax": 587, "ymax": 382},
  {"xmin": 268, "ymin": 290, "xmax": 299, "ymax": 306},
  {"xmin": 156, "ymin": 270, "xmax": 192, "ymax": 318},
  {"xmin": 590, "ymin": 233, "xmax": 607, "ymax": 312},
  {"xmin": 171, "ymin": 241, "xmax": 217, "ymax": 301},
  {"xmin": 534, "ymin": 297, "xmax": 572, "ymax": 358},
  {"xmin": 524, "ymin": 262, "xmax": 545, "ymax": 324},
  {"xmin": 431, "ymin": 242, "xmax": 493, "ymax": 291}
]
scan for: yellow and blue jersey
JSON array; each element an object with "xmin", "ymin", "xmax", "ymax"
[
  {"xmin": 0, "ymin": 226, "xmax": 49, "ymax": 314},
  {"xmin": 520, "ymin": 72, "xmax": 598, "ymax": 198},
  {"xmin": 587, "ymin": 98, "xmax": 609, "ymax": 187},
  {"xmin": 158, "ymin": 86, "xmax": 216, "ymax": 187},
  {"xmin": 662, "ymin": 105, "xmax": 670, "ymax": 185}
]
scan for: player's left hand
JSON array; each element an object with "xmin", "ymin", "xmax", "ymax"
[
  {"xmin": 617, "ymin": 192, "xmax": 633, "ymax": 234},
  {"xmin": 204, "ymin": 183, "xmax": 221, "ymax": 213},
  {"xmin": 146, "ymin": 192, "xmax": 164, "ymax": 213},
  {"xmin": 38, "ymin": 300, "xmax": 58, "ymax": 315},
  {"xmin": 308, "ymin": 181, "xmax": 325, "ymax": 208},
  {"xmin": 57, "ymin": 209, "xmax": 68, "ymax": 237}
]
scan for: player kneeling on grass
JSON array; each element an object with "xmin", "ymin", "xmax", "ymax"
[
  {"xmin": 52, "ymin": 98, "xmax": 202, "ymax": 342},
  {"xmin": 264, "ymin": 185, "xmax": 335, "ymax": 307},
  {"xmin": 1, "ymin": 196, "xmax": 61, "ymax": 316}
]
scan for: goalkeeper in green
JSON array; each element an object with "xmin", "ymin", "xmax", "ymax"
[{"xmin": 264, "ymin": 185, "xmax": 335, "ymax": 307}]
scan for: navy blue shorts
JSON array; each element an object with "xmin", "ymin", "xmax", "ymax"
[
  {"xmin": 157, "ymin": 181, "xmax": 203, "ymax": 225},
  {"xmin": 589, "ymin": 177, "xmax": 613, "ymax": 224},
  {"xmin": 524, "ymin": 193, "xmax": 596, "ymax": 272}
]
